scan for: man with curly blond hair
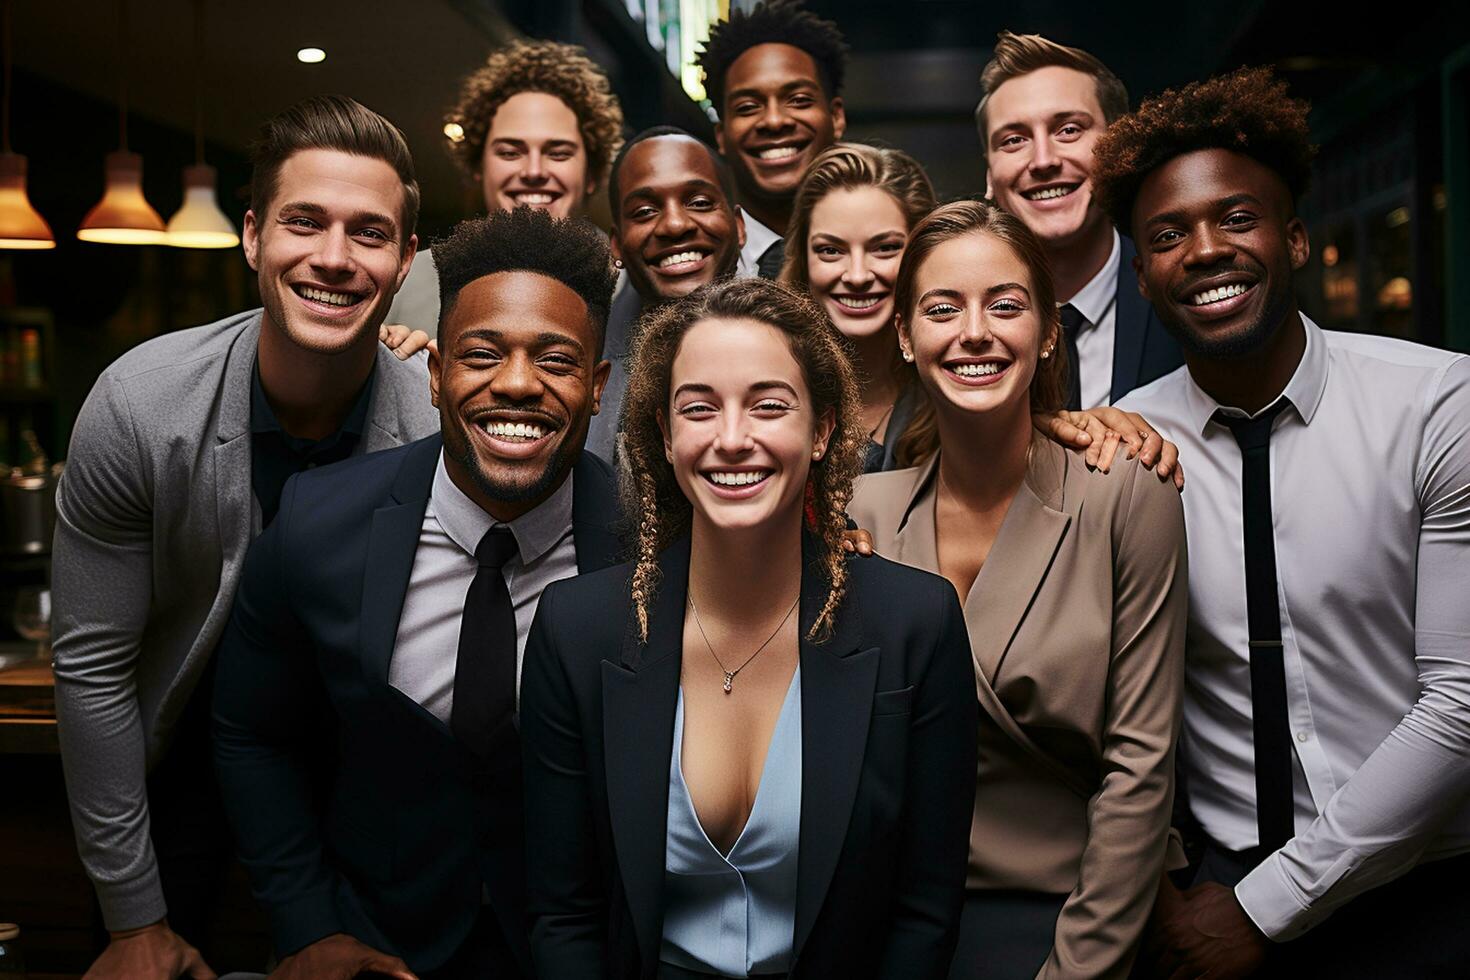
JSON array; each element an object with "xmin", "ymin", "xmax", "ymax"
[
  {"xmin": 386, "ymin": 40, "xmax": 625, "ymax": 340},
  {"xmin": 1102, "ymin": 68, "xmax": 1470, "ymax": 978}
]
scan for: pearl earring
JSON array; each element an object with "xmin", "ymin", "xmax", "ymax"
[
  {"xmin": 1040, "ymin": 346, "xmax": 1053, "ymax": 359},
  {"xmin": 901, "ymin": 348, "xmax": 914, "ymax": 362},
  {"xmin": 614, "ymin": 259, "xmax": 624, "ymax": 269}
]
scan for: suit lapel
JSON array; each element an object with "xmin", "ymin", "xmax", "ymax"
[
  {"xmin": 964, "ymin": 443, "xmax": 1071, "ymax": 684},
  {"xmin": 1111, "ymin": 235, "xmax": 1151, "ymax": 404},
  {"xmin": 793, "ymin": 541, "xmax": 878, "ymax": 960},
  {"xmin": 603, "ymin": 537, "xmax": 688, "ymax": 967},
  {"xmin": 360, "ymin": 436, "xmax": 442, "ymax": 686},
  {"xmin": 892, "ymin": 454, "xmax": 941, "ymax": 574},
  {"xmin": 570, "ymin": 452, "xmax": 624, "ymax": 573},
  {"xmin": 215, "ymin": 316, "xmax": 263, "ymax": 578}
]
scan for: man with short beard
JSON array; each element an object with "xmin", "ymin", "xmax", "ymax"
[
  {"xmin": 1103, "ymin": 68, "xmax": 1470, "ymax": 977},
  {"xmin": 588, "ymin": 126, "xmax": 746, "ymax": 460},
  {"xmin": 695, "ymin": 0, "xmax": 847, "ymax": 279},
  {"xmin": 977, "ymin": 31, "xmax": 1183, "ymax": 409},
  {"xmin": 51, "ymin": 95, "xmax": 439, "ymax": 980},
  {"xmin": 213, "ymin": 207, "xmax": 623, "ymax": 980}
]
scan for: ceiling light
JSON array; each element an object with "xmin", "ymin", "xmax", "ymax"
[
  {"xmin": 77, "ymin": 150, "xmax": 167, "ymax": 244},
  {"xmin": 0, "ymin": 0, "xmax": 54, "ymax": 249},
  {"xmin": 167, "ymin": 164, "xmax": 237, "ymax": 248},
  {"xmin": 166, "ymin": 0, "xmax": 237, "ymax": 248},
  {"xmin": 78, "ymin": 0, "xmax": 167, "ymax": 245},
  {"xmin": 297, "ymin": 47, "xmax": 325, "ymax": 64},
  {"xmin": 0, "ymin": 153, "xmax": 54, "ymax": 249}
]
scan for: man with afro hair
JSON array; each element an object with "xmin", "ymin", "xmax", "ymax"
[
  {"xmin": 696, "ymin": 0, "xmax": 848, "ymax": 278},
  {"xmin": 214, "ymin": 207, "xmax": 624, "ymax": 980},
  {"xmin": 1104, "ymin": 68, "xmax": 1470, "ymax": 978},
  {"xmin": 386, "ymin": 39, "xmax": 625, "ymax": 340}
]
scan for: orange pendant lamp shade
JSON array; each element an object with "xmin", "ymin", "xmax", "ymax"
[
  {"xmin": 77, "ymin": 149, "xmax": 167, "ymax": 245},
  {"xmin": 0, "ymin": 151, "xmax": 53, "ymax": 249}
]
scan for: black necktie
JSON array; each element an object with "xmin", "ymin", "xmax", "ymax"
[
  {"xmin": 1059, "ymin": 303, "xmax": 1085, "ymax": 411},
  {"xmin": 1215, "ymin": 401, "xmax": 1295, "ymax": 852},
  {"xmin": 451, "ymin": 527, "xmax": 520, "ymax": 766},
  {"xmin": 756, "ymin": 238, "xmax": 785, "ymax": 279}
]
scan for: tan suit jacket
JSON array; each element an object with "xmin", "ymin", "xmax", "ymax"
[{"xmin": 849, "ymin": 439, "xmax": 1188, "ymax": 979}]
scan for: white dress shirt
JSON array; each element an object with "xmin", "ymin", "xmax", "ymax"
[
  {"xmin": 1119, "ymin": 316, "xmax": 1470, "ymax": 940},
  {"xmin": 389, "ymin": 452, "xmax": 578, "ymax": 724},
  {"xmin": 1062, "ymin": 229, "xmax": 1120, "ymax": 409},
  {"xmin": 737, "ymin": 211, "xmax": 783, "ymax": 279}
]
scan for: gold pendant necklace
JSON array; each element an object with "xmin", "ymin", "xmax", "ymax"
[{"xmin": 687, "ymin": 592, "xmax": 800, "ymax": 694}]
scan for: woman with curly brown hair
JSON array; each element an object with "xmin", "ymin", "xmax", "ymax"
[
  {"xmin": 386, "ymin": 39, "xmax": 625, "ymax": 337},
  {"xmin": 520, "ymin": 276, "xmax": 977, "ymax": 979},
  {"xmin": 848, "ymin": 200, "xmax": 1188, "ymax": 980}
]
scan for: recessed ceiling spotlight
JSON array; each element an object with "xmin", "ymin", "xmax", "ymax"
[{"xmin": 297, "ymin": 47, "xmax": 326, "ymax": 64}]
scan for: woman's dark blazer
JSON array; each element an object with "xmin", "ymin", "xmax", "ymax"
[{"xmin": 520, "ymin": 534, "xmax": 978, "ymax": 980}]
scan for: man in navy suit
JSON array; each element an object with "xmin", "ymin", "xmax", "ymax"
[
  {"xmin": 212, "ymin": 207, "xmax": 622, "ymax": 980},
  {"xmin": 976, "ymin": 30, "xmax": 1183, "ymax": 408}
]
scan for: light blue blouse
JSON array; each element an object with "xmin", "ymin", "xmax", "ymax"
[{"xmin": 660, "ymin": 667, "xmax": 803, "ymax": 977}]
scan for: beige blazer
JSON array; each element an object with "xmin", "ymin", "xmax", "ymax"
[{"xmin": 849, "ymin": 439, "xmax": 1188, "ymax": 980}]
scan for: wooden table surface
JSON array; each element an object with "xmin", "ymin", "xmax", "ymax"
[{"xmin": 0, "ymin": 650, "xmax": 57, "ymax": 754}]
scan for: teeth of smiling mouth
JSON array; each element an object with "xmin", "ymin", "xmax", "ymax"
[
  {"xmin": 707, "ymin": 471, "xmax": 770, "ymax": 486},
  {"xmin": 482, "ymin": 421, "xmax": 546, "ymax": 441},
  {"xmin": 952, "ymin": 363, "xmax": 1002, "ymax": 377},
  {"xmin": 835, "ymin": 295, "xmax": 884, "ymax": 310},
  {"xmin": 1024, "ymin": 185, "xmax": 1075, "ymax": 201},
  {"xmin": 298, "ymin": 286, "xmax": 358, "ymax": 307},
  {"xmin": 757, "ymin": 146, "xmax": 801, "ymax": 160},
  {"xmin": 514, "ymin": 193, "xmax": 555, "ymax": 205},
  {"xmin": 1191, "ymin": 282, "xmax": 1250, "ymax": 306},
  {"xmin": 658, "ymin": 250, "xmax": 707, "ymax": 268}
]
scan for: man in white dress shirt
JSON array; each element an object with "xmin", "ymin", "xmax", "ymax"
[
  {"xmin": 695, "ymin": 0, "xmax": 848, "ymax": 279},
  {"xmin": 976, "ymin": 31, "xmax": 1183, "ymax": 409},
  {"xmin": 1101, "ymin": 68, "xmax": 1470, "ymax": 977}
]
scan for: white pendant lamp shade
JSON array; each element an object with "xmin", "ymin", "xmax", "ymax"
[
  {"xmin": 0, "ymin": 151, "xmax": 54, "ymax": 249},
  {"xmin": 167, "ymin": 163, "xmax": 237, "ymax": 248},
  {"xmin": 77, "ymin": 149, "xmax": 167, "ymax": 244}
]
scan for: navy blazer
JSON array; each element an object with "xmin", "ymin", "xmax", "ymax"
[
  {"xmin": 520, "ymin": 536, "xmax": 978, "ymax": 979},
  {"xmin": 213, "ymin": 434, "xmax": 622, "ymax": 975},
  {"xmin": 1110, "ymin": 236, "xmax": 1184, "ymax": 404}
]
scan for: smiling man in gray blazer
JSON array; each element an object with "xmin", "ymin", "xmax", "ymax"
[{"xmin": 50, "ymin": 96, "xmax": 439, "ymax": 980}]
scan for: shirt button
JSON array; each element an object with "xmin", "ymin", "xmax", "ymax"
[{"xmin": 1297, "ymin": 731, "xmax": 1309, "ymax": 743}]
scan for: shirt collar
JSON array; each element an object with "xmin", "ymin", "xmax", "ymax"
[
  {"xmin": 1180, "ymin": 313, "xmax": 1329, "ymax": 436},
  {"xmin": 740, "ymin": 210, "xmax": 783, "ymax": 268},
  {"xmin": 1063, "ymin": 228, "xmax": 1121, "ymax": 328},
  {"xmin": 430, "ymin": 450, "xmax": 575, "ymax": 566},
  {"xmin": 250, "ymin": 359, "xmax": 376, "ymax": 440}
]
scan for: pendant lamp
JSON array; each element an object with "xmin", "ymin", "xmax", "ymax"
[
  {"xmin": 0, "ymin": 0, "xmax": 54, "ymax": 249},
  {"xmin": 77, "ymin": 0, "xmax": 166, "ymax": 245},
  {"xmin": 166, "ymin": 0, "xmax": 236, "ymax": 248}
]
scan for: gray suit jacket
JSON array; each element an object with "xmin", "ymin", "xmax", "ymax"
[{"xmin": 50, "ymin": 309, "xmax": 440, "ymax": 930}]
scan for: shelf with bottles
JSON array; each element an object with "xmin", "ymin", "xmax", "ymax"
[{"xmin": 0, "ymin": 307, "xmax": 56, "ymax": 471}]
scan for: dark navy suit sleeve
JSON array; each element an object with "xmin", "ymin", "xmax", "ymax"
[
  {"xmin": 877, "ymin": 585, "xmax": 978, "ymax": 978},
  {"xmin": 213, "ymin": 474, "xmax": 347, "ymax": 956},
  {"xmin": 521, "ymin": 583, "xmax": 610, "ymax": 978}
]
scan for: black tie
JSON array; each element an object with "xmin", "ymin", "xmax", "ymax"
[
  {"xmin": 1215, "ymin": 401, "xmax": 1295, "ymax": 852},
  {"xmin": 451, "ymin": 527, "xmax": 520, "ymax": 766},
  {"xmin": 756, "ymin": 238, "xmax": 785, "ymax": 279},
  {"xmin": 1059, "ymin": 303, "xmax": 1085, "ymax": 411}
]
